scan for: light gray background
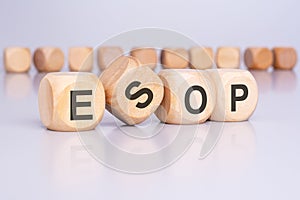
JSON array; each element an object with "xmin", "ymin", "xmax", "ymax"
[
  {"xmin": 0, "ymin": 0, "xmax": 300, "ymax": 200},
  {"xmin": 0, "ymin": 0, "xmax": 298, "ymax": 50}
]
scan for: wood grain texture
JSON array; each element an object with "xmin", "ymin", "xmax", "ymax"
[
  {"xmin": 4, "ymin": 47, "xmax": 31, "ymax": 73},
  {"xmin": 161, "ymin": 48, "xmax": 189, "ymax": 69},
  {"xmin": 208, "ymin": 69, "xmax": 258, "ymax": 122},
  {"xmin": 68, "ymin": 47, "xmax": 93, "ymax": 72},
  {"xmin": 155, "ymin": 69, "xmax": 216, "ymax": 124},
  {"xmin": 130, "ymin": 47, "xmax": 157, "ymax": 70},
  {"xmin": 33, "ymin": 47, "xmax": 64, "ymax": 72},
  {"xmin": 100, "ymin": 56, "xmax": 164, "ymax": 125},
  {"xmin": 273, "ymin": 47, "xmax": 297, "ymax": 70},
  {"xmin": 189, "ymin": 47, "xmax": 214, "ymax": 70},
  {"xmin": 97, "ymin": 46, "xmax": 123, "ymax": 71},
  {"xmin": 216, "ymin": 47, "xmax": 240, "ymax": 69},
  {"xmin": 38, "ymin": 72, "xmax": 105, "ymax": 131},
  {"xmin": 244, "ymin": 47, "xmax": 273, "ymax": 70}
]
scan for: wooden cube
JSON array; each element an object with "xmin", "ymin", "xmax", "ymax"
[
  {"xmin": 97, "ymin": 46, "xmax": 123, "ymax": 71},
  {"xmin": 161, "ymin": 48, "xmax": 189, "ymax": 69},
  {"xmin": 68, "ymin": 47, "xmax": 93, "ymax": 72},
  {"xmin": 100, "ymin": 56, "xmax": 164, "ymax": 125},
  {"xmin": 130, "ymin": 47, "xmax": 157, "ymax": 70},
  {"xmin": 38, "ymin": 72, "xmax": 105, "ymax": 131},
  {"xmin": 34, "ymin": 47, "xmax": 64, "ymax": 72},
  {"xmin": 216, "ymin": 47, "xmax": 240, "ymax": 69},
  {"xmin": 273, "ymin": 47, "xmax": 297, "ymax": 70},
  {"xmin": 244, "ymin": 47, "xmax": 273, "ymax": 70},
  {"xmin": 4, "ymin": 47, "xmax": 31, "ymax": 73},
  {"xmin": 155, "ymin": 69, "xmax": 216, "ymax": 124},
  {"xmin": 208, "ymin": 69, "xmax": 258, "ymax": 121},
  {"xmin": 189, "ymin": 47, "xmax": 213, "ymax": 69}
]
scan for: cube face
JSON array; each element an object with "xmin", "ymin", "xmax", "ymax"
[
  {"xmin": 244, "ymin": 48, "xmax": 273, "ymax": 70},
  {"xmin": 100, "ymin": 56, "xmax": 164, "ymax": 125},
  {"xmin": 68, "ymin": 47, "xmax": 93, "ymax": 72},
  {"xmin": 130, "ymin": 47, "xmax": 157, "ymax": 70},
  {"xmin": 189, "ymin": 47, "xmax": 213, "ymax": 70},
  {"xmin": 155, "ymin": 69, "xmax": 216, "ymax": 124},
  {"xmin": 161, "ymin": 48, "xmax": 189, "ymax": 69},
  {"xmin": 208, "ymin": 69, "xmax": 258, "ymax": 122},
  {"xmin": 216, "ymin": 47, "xmax": 240, "ymax": 69},
  {"xmin": 34, "ymin": 47, "xmax": 64, "ymax": 72},
  {"xmin": 38, "ymin": 72, "xmax": 105, "ymax": 131},
  {"xmin": 273, "ymin": 47, "xmax": 297, "ymax": 70},
  {"xmin": 4, "ymin": 47, "xmax": 31, "ymax": 73},
  {"xmin": 97, "ymin": 46, "xmax": 123, "ymax": 71}
]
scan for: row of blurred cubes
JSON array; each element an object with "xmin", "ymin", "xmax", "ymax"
[{"xmin": 3, "ymin": 46, "xmax": 297, "ymax": 73}]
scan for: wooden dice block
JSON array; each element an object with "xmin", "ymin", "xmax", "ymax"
[
  {"xmin": 216, "ymin": 47, "xmax": 240, "ymax": 69},
  {"xmin": 244, "ymin": 47, "xmax": 273, "ymax": 70},
  {"xmin": 34, "ymin": 47, "xmax": 64, "ymax": 72},
  {"xmin": 161, "ymin": 48, "xmax": 189, "ymax": 69},
  {"xmin": 155, "ymin": 69, "xmax": 216, "ymax": 124},
  {"xmin": 208, "ymin": 69, "xmax": 258, "ymax": 121},
  {"xmin": 189, "ymin": 47, "xmax": 213, "ymax": 69},
  {"xmin": 273, "ymin": 47, "xmax": 297, "ymax": 70},
  {"xmin": 97, "ymin": 46, "xmax": 123, "ymax": 71},
  {"xmin": 38, "ymin": 72, "xmax": 105, "ymax": 131},
  {"xmin": 4, "ymin": 47, "xmax": 31, "ymax": 73},
  {"xmin": 100, "ymin": 56, "xmax": 164, "ymax": 125},
  {"xmin": 68, "ymin": 47, "xmax": 93, "ymax": 72},
  {"xmin": 130, "ymin": 47, "xmax": 157, "ymax": 70}
]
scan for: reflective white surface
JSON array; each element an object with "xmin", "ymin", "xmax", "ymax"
[{"xmin": 0, "ymin": 68, "xmax": 299, "ymax": 200}]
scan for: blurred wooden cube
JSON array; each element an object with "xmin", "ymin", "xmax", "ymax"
[
  {"xmin": 97, "ymin": 46, "xmax": 123, "ymax": 71},
  {"xmin": 161, "ymin": 48, "xmax": 189, "ymax": 69},
  {"xmin": 130, "ymin": 47, "xmax": 157, "ymax": 70},
  {"xmin": 33, "ymin": 47, "xmax": 64, "ymax": 72},
  {"xmin": 216, "ymin": 47, "xmax": 240, "ymax": 69},
  {"xmin": 38, "ymin": 72, "xmax": 105, "ymax": 131},
  {"xmin": 244, "ymin": 47, "xmax": 273, "ymax": 70},
  {"xmin": 189, "ymin": 47, "xmax": 213, "ymax": 69},
  {"xmin": 4, "ymin": 47, "xmax": 31, "ymax": 73},
  {"xmin": 155, "ymin": 69, "xmax": 215, "ymax": 124},
  {"xmin": 100, "ymin": 56, "xmax": 164, "ymax": 125},
  {"xmin": 68, "ymin": 47, "xmax": 93, "ymax": 72},
  {"xmin": 208, "ymin": 69, "xmax": 258, "ymax": 121},
  {"xmin": 273, "ymin": 47, "xmax": 297, "ymax": 70}
]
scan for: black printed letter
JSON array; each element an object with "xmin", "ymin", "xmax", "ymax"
[
  {"xmin": 185, "ymin": 85, "xmax": 207, "ymax": 114},
  {"xmin": 231, "ymin": 84, "xmax": 248, "ymax": 112},
  {"xmin": 125, "ymin": 81, "xmax": 153, "ymax": 109},
  {"xmin": 70, "ymin": 90, "xmax": 93, "ymax": 120}
]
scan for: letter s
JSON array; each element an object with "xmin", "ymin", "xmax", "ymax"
[{"xmin": 125, "ymin": 81, "xmax": 154, "ymax": 109}]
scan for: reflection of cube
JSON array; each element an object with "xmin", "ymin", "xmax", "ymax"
[
  {"xmin": 208, "ymin": 69, "xmax": 258, "ymax": 122},
  {"xmin": 97, "ymin": 46, "xmax": 123, "ymax": 71},
  {"xmin": 130, "ymin": 47, "xmax": 157, "ymax": 70},
  {"xmin": 68, "ymin": 47, "xmax": 93, "ymax": 72},
  {"xmin": 216, "ymin": 47, "xmax": 240, "ymax": 69},
  {"xmin": 4, "ymin": 47, "xmax": 31, "ymax": 73},
  {"xmin": 161, "ymin": 48, "xmax": 189, "ymax": 69},
  {"xmin": 155, "ymin": 69, "xmax": 215, "ymax": 124},
  {"xmin": 244, "ymin": 47, "xmax": 273, "ymax": 70},
  {"xmin": 273, "ymin": 47, "xmax": 297, "ymax": 70},
  {"xmin": 33, "ymin": 47, "xmax": 64, "ymax": 72},
  {"xmin": 38, "ymin": 72, "xmax": 105, "ymax": 131},
  {"xmin": 189, "ymin": 47, "xmax": 213, "ymax": 70},
  {"xmin": 5, "ymin": 74, "xmax": 31, "ymax": 99},
  {"xmin": 100, "ymin": 56, "xmax": 164, "ymax": 125}
]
